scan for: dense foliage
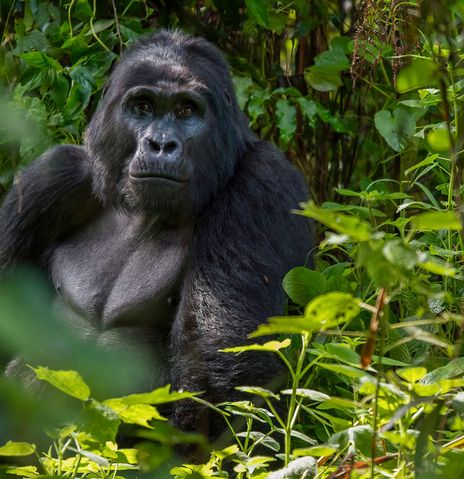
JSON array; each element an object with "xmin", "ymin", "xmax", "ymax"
[{"xmin": 1, "ymin": 0, "xmax": 464, "ymax": 477}]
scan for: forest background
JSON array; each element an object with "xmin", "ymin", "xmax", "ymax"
[{"xmin": 0, "ymin": 1, "xmax": 464, "ymax": 478}]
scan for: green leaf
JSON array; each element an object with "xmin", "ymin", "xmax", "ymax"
[
  {"xmin": 221, "ymin": 338, "xmax": 291, "ymax": 353},
  {"xmin": 318, "ymin": 364, "xmax": 368, "ymax": 379},
  {"xmin": 250, "ymin": 292, "xmax": 360, "ymax": 337},
  {"xmin": 0, "ymin": 442, "xmax": 36, "ymax": 457},
  {"xmin": 6, "ymin": 466, "xmax": 39, "ymax": 477},
  {"xmin": 426, "ymin": 128, "xmax": 451, "ymax": 152},
  {"xmin": 104, "ymin": 400, "xmax": 165, "ymax": 427},
  {"xmin": 298, "ymin": 201, "xmax": 372, "ymax": 241},
  {"xmin": 281, "ymin": 388, "xmax": 331, "ymax": 401},
  {"xmin": 421, "ymin": 357, "xmax": 464, "ymax": 384},
  {"xmin": 397, "ymin": 367, "xmax": 427, "ymax": 383},
  {"xmin": 103, "ymin": 384, "xmax": 198, "ymax": 407},
  {"xmin": 245, "ymin": 0, "xmax": 269, "ymax": 27},
  {"xmin": 374, "ymin": 108, "xmax": 416, "ymax": 152},
  {"xmin": 236, "ymin": 386, "xmax": 280, "ymax": 400},
  {"xmin": 412, "ymin": 211, "xmax": 462, "ymax": 231},
  {"xmin": 85, "ymin": 19, "xmax": 115, "ymax": 36},
  {"xmin": 305, "ymin": 65, "xmax": 343, "ymax": 91},
  {"xmin": 275, "ymin": 99, "xmax": 297, "ymax": 145},
  {"xmin": 396, "ymin": 58, "xmax": 439, "ymax": 93},
  {"xmin": 293, "ymin": 445, "xmax": 337, "ymax": 457},
  {"xmin": 304, "ymin": 49, "xmax": 349, "ymax": 92},
  {"xmin": 32, "ymin": 367, "xmax": 91, "ymax": 401},
  {"xmin": 81, "ymin": 400, "xmax": 120, "ymax": 443},
  {"xmin": 282, "ymin": 267, "xmax": 327, "ymax": 306}
]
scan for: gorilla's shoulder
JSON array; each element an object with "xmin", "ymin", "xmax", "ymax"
[{"xmin": 237, "ymin": 140, "xmax": 308, "ymax": 200}]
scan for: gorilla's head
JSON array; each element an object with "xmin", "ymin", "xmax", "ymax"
[{"xmin": 85, "ymin": 30, "xmax": 255, "ymax": 222}]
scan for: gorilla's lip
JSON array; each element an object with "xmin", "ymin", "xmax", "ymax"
[{"xmin": 129, "ymin": 172, "xmax": 190, "ymax": 183}]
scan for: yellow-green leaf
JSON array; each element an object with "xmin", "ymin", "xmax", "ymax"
[
  {"xmin": 221, "ymin": 339, "xmax": 291, "ymax": 353},
  {"xmin": 32, "ymin": 367, "xmax": 90, "ymax": 401},
  {"xmin": 0, "ymin": 441, "xmax": 36, "ymax": 456}
]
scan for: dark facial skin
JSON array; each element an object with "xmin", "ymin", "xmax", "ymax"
[{"xmin": 117, "ymin": 86, "xmax": 208, "ymax": 218}]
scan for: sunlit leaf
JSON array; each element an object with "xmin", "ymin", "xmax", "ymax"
[
  {"xmin": 0, "ymin": 442, "xmax": 36, "ymax": 456},
  {"xmin": 221, "ymin": 339, "xmax": 291, "ymax": 354},
  {"xmin": 396, "ymin": 58, "xmax": 439, "ymax": 93},
  {"xmin": 32, "ymin": 367, "xmax": 91, "ymax": 401}
]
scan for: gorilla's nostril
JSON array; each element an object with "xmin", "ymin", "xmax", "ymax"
[
  {"xmin": 164, "ymin": 141, "xmax": 178, "ymax": 154},
  {"xmin": 148, "ymin": 139, "xmax": 162, "ymax": 152}
]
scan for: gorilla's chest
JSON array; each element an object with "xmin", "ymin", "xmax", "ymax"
[{"xmin": 49, "ymin": 210, "xmax": 188, "ymax": 340}]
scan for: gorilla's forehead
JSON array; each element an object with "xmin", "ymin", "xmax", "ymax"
[{"xmin": 115, "ymin": 55, "xmax": 210, "ymax": 94}]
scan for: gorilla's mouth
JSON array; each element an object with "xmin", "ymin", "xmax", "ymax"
[{"xmin": 129, "ymin": 172, "xmax": 190, "ymax": 183}]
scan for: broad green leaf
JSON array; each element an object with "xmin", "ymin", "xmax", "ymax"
[
  {"xmin": 374, "ymin": 108, "xmax": 416, "ymax": 152},
  {"xmin": 0, "ymin": 442, "xmax": 36, "ymax": 456},
  {"xmin": 419, "ymin": 258, "xmax": 456, "ymax": 277},
  {"xmin": 397, "ymin": 367, "xmax": 427, "ymax": 383},
  {"xmin": 82, "ymin": 400, "xmax": 120, "ymax": 443},
  {"xmin": 32, "ymin": 367, "xmax": 91, "ymax": 401},
  {"xmin": 298, "ymin": 201, "xmax": 372, "ymax": 241},
  {"xmin": 104, "ymin": 400, "xmax": 165, "ymax": 427},
  {"xmin": 250, "ymin": 293, "xmax": 359, "ymax": 337},
  {"xmin": 414, "ymin": 383, "xmax": 440, "ymax": 396},
  {"xmin": 221, "ymin": 338, "xmax": 291, "ymax": 353},
  {"xmin": 421, "ymin": 357, "xmax": 464, "ymax": 384},
  {"xmin": 276, "ymin": 99, "xmax": 297, "ymax": 144},
  {"xmin": 318, "ymin": 363, "xmax": 368, "ymax": 379},
  {"xmin": 6, "ymin": 466, "xmax": 39, "ymax": 477},
  {"xmin": 412, "ymin": 211, "xmax": 462, "ymax": 231},
  {"xmin": 236, "ymin": 386, "xmax": 280, "ymax": 400},
  {"xmin": 245, "ymin": 0, "xmax": 268, "ymax": 26},
  {"xmin": 293, "ymin": 445, "xmax": 337, "ymax": 457},
  {"xmin": 85, "ymin": 19, "xmax": 115, "ymax": 36},
  {"xmin": 305, "ymin": 65, "xmax": 343, "ymax": 91},
  {"xmin": 103, "ymin": 384, "xmax": 198, "ymax": 406},
  {"xmin": 281, "ymin": 389, "xmax": 331, "ymax": 401},
  {"xmin": 325, "ymin": 343, "xmax": 361, "ymax": 365},
  {"xmin": 396, "ymin": 58, "xmax": 439, "ymax": 93},
  {"xmin": 282, "ymin": 267, "xmax": 327, "ymax": 306},
  {"xmin": 304, "ymin": 49, "xmax": 349, "ymax": 92},
  {"xmin": 20, "ymin": 52, "xmax": 62, "ymax": 71},
  {"xmin": 426, "ymin": 128, "xmax": 451, "ymax": 152}
]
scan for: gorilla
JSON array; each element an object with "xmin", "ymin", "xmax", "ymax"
[{"xmin": 0, "ymin": 30, "xmax": 311, "ymax": 434}]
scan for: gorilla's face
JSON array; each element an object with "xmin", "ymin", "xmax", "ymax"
[
  {"xmin": 85, "ymin": 31, "xmax": 254, "ymax": 222},
  {"xmin": 119, "ymin": 85, "xmax": 208, "ymax": 214}
]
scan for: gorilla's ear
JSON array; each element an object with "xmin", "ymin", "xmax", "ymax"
[{"xmin": 101, "ymin": 79, "xmax": 113, "ymax": 99}]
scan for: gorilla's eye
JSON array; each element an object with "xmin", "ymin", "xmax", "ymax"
[
  {"xmin": 175, "ymin": 103, "xmax": 196, "ymax": 119},
  {"xmin": 133, "ymin": 101, "xmax": 153, "ymax": 116}
]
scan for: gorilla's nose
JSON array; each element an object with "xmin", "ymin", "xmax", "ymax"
[{"xmin": 147, "ymin": 137, "xmax": 180, "ymax": 156}]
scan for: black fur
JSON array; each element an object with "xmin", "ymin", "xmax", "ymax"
[{"xmin": 0, "ymin": 30, "xmax": 312, "ymax": 435}]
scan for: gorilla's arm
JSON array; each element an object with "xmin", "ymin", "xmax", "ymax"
[
  {"xmin": 171, "ymin": 141, "xmax": 312, "ymax": 430},
  {"xmin": 0, "ymin": 146, "xmax": 98, "ymax": 270}
]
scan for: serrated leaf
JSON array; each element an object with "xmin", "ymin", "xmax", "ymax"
[
  {"xmin": 32, "ymin": 367, "xmax": 91, "ymax": 401},
  {"xmin": 282, "ymin": 267, "xmax": 327, "ymax": 306},
  {"xmin": 276, "ymin": 99, "xmax": 296, "ymax": 144},
  {"xmin": 104, "ymin": 400, "xmax": 165, "ymax": 427},
  {"xmin": 0, "ymin": 442, "xmax": 36, "ymax": 456}
]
